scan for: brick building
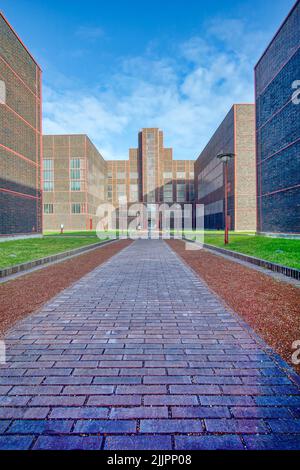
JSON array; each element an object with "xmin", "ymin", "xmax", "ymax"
[
  {"xmin": 194, "ymin": 104, "xmax": 256, "ymax": 231},
  {"xmin": 107, "ymin": 128, "xmax": 194, "ymax": 230},
  {"xmin": 0, "ymin": 13, "xmax": 42, "ymax": 237},
  {"xmin": 255, "ymin": 0, "xmax": 300, "ymax": 235},
  {"xmin": 43, "ymin": 135, "xmax": 107, "ymax": 231}
]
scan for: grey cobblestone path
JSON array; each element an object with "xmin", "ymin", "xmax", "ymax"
[{"xmin": 0, "ymin": 240, "xmax": 299, "ymax": 450}]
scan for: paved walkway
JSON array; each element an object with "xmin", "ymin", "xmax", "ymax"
[{"xmin": 0, "ymin": 240, "xmax": 299, "ymax": 450}]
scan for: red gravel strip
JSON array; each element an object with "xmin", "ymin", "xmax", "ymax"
[
  {"xmin": 0, "ymin": 240, "xmax": 132, "ymax": 335},
  {"xmin": 167, "ymin": 240, "xmax": 300, "ymax": 374}
]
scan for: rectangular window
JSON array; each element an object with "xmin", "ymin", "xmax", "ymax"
[
  {"xmin": 163, "ymin": 171, "xmax": 173, "ymax": 179},
  {"xmin": 176, "ymin": 171, "xmax": 186, "ymax": 179},
  {"xmin": 116, "ymin": 172, "xmax": 125, "ymax": 179},
  {"xmin": 70, "ymin": 158, "xmax": 85, "ymax": 191},
  {"xmin": 130, "ymin": 172, "xmax": 138, "ymax": 179},
  {"xmin": 130, "ymin": 184, "xmax": 138, "ymax": 202},
  {"xmin": 107, "ymin": 184, "xmax": 113, "ymax": 201},
  {"xmin": 176, "ymin": 183, "xmax": 186, "ymax": 202},
  {"xmin": 71, "ymin": 203, "xmax": 85, "ymax": 214},
  {"xmin": 43, "ymin": 203, "xmax": 53, "ymax": 214},
  {"xmin": 70, "ymin": 181, "xmax": 81, "ymax": 191},
  {"xmin": 43, "ymin": 159, "xmax": 54, "ymax": 192},
  {"xmin": 163, "ymin": 183, "xmax": 173, "ymax": 202},
  {"xmin": 189, "ymin": 183, "xmax": 195, "ymax": 201},
  {"xmin": 117, "ymin": 184, "xmax": 126, "ymax": 197},
  {"xmin": 70, "ymin": 158, "xmax": 81, "ymax": 169}
]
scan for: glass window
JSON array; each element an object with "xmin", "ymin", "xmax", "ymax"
[
  {"xmin": 70, "ymin": 181, "xmax": 81, "ymax": 191},
  {"xmin": 163, "ymin": 183, "xmax": 173, "ymax": 202},
  {"xmin": 70, "ymin": 158, "xmax": 81, "ymax": 169},
  {"xmin": 117, "ymin": 184, "xmax": 126, "ymax": 196},
  {"xmin": 71, "ymin": 203, "xmax": 85, "ymax": 214},
  {"xmin": 43, "ymin": 203, "xmax": 53, "ymax": 214},
  {"xmin": 70, "ymin": 159, "xmax": 85, "ymax": 191},
  {"xmin": 43, "ymin": 159, "xmax": 54, "ymax": 192},
  {"xmin": 176, "ymin": 183, "xmax": 186, "ymax": 202},
  {"xmin": 176, "ymin": 171, "xmax": 186, "ymax": 179},
  {"xmin": 130, "ymin": 184, "xmax": 138, "ymax": 202}
]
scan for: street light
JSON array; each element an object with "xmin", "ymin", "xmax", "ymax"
[{"xmin": 217, "ymin": 152, "xmax": 234, "ymax": 245}]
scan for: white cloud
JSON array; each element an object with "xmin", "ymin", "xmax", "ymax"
[
  {"xmin": 43, "ymin": 17, "xmax": 266, "ymax": 160},
  {"xmin": 75, "ymin": 25, "xmax": 104, "ymax": 41}
]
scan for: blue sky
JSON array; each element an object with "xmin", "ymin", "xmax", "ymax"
[{"xmin": 2, "ymin": 0, "xmax": 295, "ymax": 159}]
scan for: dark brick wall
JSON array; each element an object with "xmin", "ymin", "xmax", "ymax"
[
  {"xmin": 0, "ymin": 192, "xmax": 39, "ymax": 235},
  {"xmin": 194, "ymin": 106, "xmax": 235, "ymax": 230},
  {"xmin": 255, "ymin": 2, "xmax": 300, "ymax": 234},
  {"xmin": 0, "ymin": 13, "xmax": 42, "ymax": 236}
]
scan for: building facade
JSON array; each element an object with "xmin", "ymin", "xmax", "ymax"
[
  {"xmin": 194, "ymin": 104, "xmax": 256, "ymax": 232},
  {"xmin": 108, "ymin": 128, "xmax": 194, "ymax": 206},
  {"xmin": 43, "ymin": 135, "xmax": 107, "ymax": 231},
  {"xmin": 0, "ymin": 13, "xmax": 42, "ymax": 237},
  {"xmin": 255, "ymin": 0, "xmax": 300, "ymax": 235},
  {"xmin": 107, "ymin": 128, "xmax": 194, "ymax": 230}
]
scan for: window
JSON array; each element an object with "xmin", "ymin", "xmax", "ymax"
[
  {"xmin": 43, "ymin": 159, "xmax": 54, "ymax": 192},
  {"xmin": 189, "ymin": 183, "xmax": 195, "ymax": 201},
  {"xmin": 117, "ymin": 172, "xmax": 125, "ymax": 179},
  {"xmin": 176, "ymin": 171, "xmax": 186, "ymax": 179},
  {"xmin": 176, "ymin": 183, "xmax": 186, "ymax": 202},
  {"xmin": 43, "ymin": 203, "xmax": 53, "ymax": 214},
  {"xmin": 163, "ymin": 183, "xmax": 173, "ymax": 202},
  {"xmin": 163, "ymin": 171, "xmax": 173, "ymax": 179},
  {"xmin": 71, "ymin": 203, "xmax": 85, "ymax": 214},
  {"xmin": 70, "ymin": 158, "xmax": 85, "ymax": 191},
  {"xmin": 0, "ymin": 80, "xmax": 6, "ymax": 104},
  {"xmin": 130, "ymin": 172, "xmax": 138, "ymax": 179},
  {"xmin": 130, "ymin": 184, "xmax": 138, "ymax": 202},
  {"xmin": 117, "ymin": 184, "xmax": 126, "ymax": 197},
  {"xmin": 107, "ymin": 184, "xmax": 112, "ymax": 201}
]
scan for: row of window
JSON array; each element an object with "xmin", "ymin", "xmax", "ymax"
[
  {"xmin": 43, "ymin": 203, "xmax": 86, "ymax": 214},
  {"xmin": 43, "ymin": 158, "xmax": 86, "ymax": 192}
]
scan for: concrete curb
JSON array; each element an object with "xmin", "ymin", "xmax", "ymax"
[
  {"xmin": 183, "ymin": 238, "xmax": 300, "ymax": 281},
  {"xmin": 0, "ymin": 238, "xmax": 117, "ymax": 279}
]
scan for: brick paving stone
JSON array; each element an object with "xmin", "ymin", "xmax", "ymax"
[
  {"xmin": 0, "ymin": 435, "xmax": 34, "ymax": 450},
  {"xmin": 7, "ymin": 419, "xmax": 73, "ymax": 434},
  {"xmin": 0, "ymin": 239, "xmax": 299, "ymax": 450},
  {"xmin": 104, "ymin": 435, "xmax": 172, "ymax": 450},
  {"xmin": 73, "ymin": 419, "xmax": 136, "ymax": 434},
  {"xmin": 33, "ymin": 435, "xmax": 103, "ymax": 450},
  {"xmin": 175, "ymin": 435, "xmax": 244, "ymax": 450}
]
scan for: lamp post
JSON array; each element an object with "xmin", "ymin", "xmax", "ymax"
[{"xmin": 217, "ymin": 152, "xmax": 234, "ymax": 245}]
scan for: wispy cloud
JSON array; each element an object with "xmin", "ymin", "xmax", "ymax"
[
  {"xmin": 75, "ymin": 25, "xmax": 104, "ymax": 41},
  {"xmin": 43, "ymin": 16, "xmax": 267, "ymax": 160}
]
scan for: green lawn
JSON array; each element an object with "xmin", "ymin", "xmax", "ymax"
[
  {"xmin": 201, "ymin": 233, "xmax": 300, "ymax": 270},
  {"xmin": 0, "ymin": 234, "xmax": 109, "ymax": 269}
]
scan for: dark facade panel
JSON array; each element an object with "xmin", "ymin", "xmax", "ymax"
[
  {"xmin": 194, "ymin": 107, "xmax": 235, "ymax": 230},
  {"xmin": 256, "ymin": 1, "xmax": 300, "ymax": 234},
  {"xmin": 259, "ymin": 187, "xmax": 300, "ymax": 233},
  {"xmin": 0, "ymin": 192, "xmax": 38, "ymax": 235},
  {"xmin": 0, "ymin": 13, "xmax": 42, "ymax": 236}
]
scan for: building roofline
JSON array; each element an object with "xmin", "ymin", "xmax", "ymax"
[
  {"xmin": 0, "ymin": 11, "xmax": 41, "ymax": 70},
  {"xmin": 194, "ymin": 104, "xmax": 254, "ymax": 163},
  {"xmin": 254, "ymin": 0, "xmax": 299, "ymax": 70}
]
